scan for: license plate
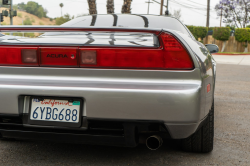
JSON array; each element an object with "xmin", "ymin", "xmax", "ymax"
[{"xmin": 30, "ymin": 98, "xmax": 81, "ymax": 123}]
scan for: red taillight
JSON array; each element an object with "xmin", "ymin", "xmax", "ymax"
[
  {"xmin": 80, "ymin": 49, "xmax": 164, "ymax": 69},
  {"xmin": 0, "ymin": 32, "xmax": 194, "ymax": 70},
  {"xmin": 162, "ymin": 34, "xmax": 183, "ymax": 51},
  {"xmin": 0, "ymin": 47, "xmax": 38, "ymax": 66},
  {"xmin": 160, "ymin": 32, "xmax": 194, "ymax": 69},
  {"xmin": 78, "ymin": 32, "xmax": 194, "ymax": 70},
  {"xmin": 40, "ymin": 47, "xmax": 78, "ymax": 67}
]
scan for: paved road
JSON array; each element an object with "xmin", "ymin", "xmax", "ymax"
[{"xmin": 0, "ymin": 64, "xmax": 250, "ymax": 165}]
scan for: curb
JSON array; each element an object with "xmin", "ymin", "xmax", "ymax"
[{"xmin": 213, "ymin": 53, "xmax": 250, "ymax": 56}]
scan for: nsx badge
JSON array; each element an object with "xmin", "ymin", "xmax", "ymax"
[{"xmin": 47, "ymin": 54, "xmax": 68, "ymax": 58}]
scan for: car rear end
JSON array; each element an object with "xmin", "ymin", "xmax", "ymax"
[{"xmin": 0, "ymin": 26, "xmax": 205, "ymax": 150}]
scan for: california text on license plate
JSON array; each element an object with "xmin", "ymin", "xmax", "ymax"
[{"xmin": 30, "ymin": 98, "xmax": 81, "ymax": 123}]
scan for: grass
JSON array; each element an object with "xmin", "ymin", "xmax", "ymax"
[
  {"xmin": 218, "ymin": 52, "xmax": 250, "ymax": 54},
  {"xmin": 17, "ymin": 13, "xmax": 22, "ymax": 18}
]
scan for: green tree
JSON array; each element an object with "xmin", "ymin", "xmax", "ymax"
[
  {"xmin": 23, "ymin": 18, "xmax": 32, "ymax": 25},
  {"xmin": 226, "ymin": 24, "xmax": 236, "ymax": 31},
  {"xmin": 55, "ymin": 14, "xmax": 72, "ymax": 25},
  {"xmin": 235, "ymin": 28, "xmax": 250, "ymax": 42},
  {"xmin": 60, "ymin": 3, "xmax": 64, "ymax": 17},
  {"xmin": 235, "ymin": 28, "xmax": 250, "ymax": 52},
  {"xmin": 213, "ymin": 27, "xmax": 230, "ymax": 52},
  {"xmin": 186, "ymin": 26, "xmax": 208, "ymax": 41},
  {"xmin": 17, "ymin": 1, "xmax": 48, "ymax": 18},
  {"xmin": 213, "ymin": 27, "xmax": 230, "ymax": 41}
]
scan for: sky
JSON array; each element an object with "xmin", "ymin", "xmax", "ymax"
[{"xmin": 7, "ymin": 0, "xmax": 224, "ymax": 27}]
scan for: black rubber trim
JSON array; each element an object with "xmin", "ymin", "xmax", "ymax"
[
  {"xmin": 132, "ymin": 14, "xmax": 149, "ymax": 27},
  {"xmin": 90, "ymin": 15, "xmax": 97, "ymax": 26},
  {"xmin": 0, "ymin": 114, "xmax": 20, "ymax": 117},
  {"xmin": 112, "ymin": 14, "xmax": 118, "ymax": 26},
  {"xmin": 0, "ymin": 129, "xmax": 128, "ymax": 147}
]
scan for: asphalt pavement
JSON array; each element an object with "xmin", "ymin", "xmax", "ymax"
[{"xmin": 0, "ymin": 63, "xmax": 250, "ymax": 165}]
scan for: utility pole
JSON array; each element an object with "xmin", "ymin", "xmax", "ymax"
[
  {"xmin": 10, "ymin": 0, "xmax": 13, "ymax": 25},
  {"xmin": 0, "ymin": 3, "xmax": 1, "ymax": 26},
  {"xmin": 166, "ymin": 0, "xmax": 169, "ymax": 15},
  {"xmin": 145, "ymin": 0, "xmax": 153, "ymax": 14},
  {"xmin": 206, "ymin": 0, "xmax": 210, "ymax": 27},
  {"xmin": 160, "ymin": 0, "xmax": 164, "ymax": 15},
  {"xmin": 220, "ymin": 8, "xmax": 222, "ymax": 27}
]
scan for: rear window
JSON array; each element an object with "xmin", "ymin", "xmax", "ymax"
[{"xmin": 61, "ymin": 15, "xmax": 190, "ymax": 36}]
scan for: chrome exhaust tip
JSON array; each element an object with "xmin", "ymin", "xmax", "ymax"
[{"xmin": 146, "ymin": 135, "xmax": 163, "ymax": 150}]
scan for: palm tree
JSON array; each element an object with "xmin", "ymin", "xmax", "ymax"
[
  {"xmin": 87, "ymin": 0, "xmax": 97, "ymax": 15},
  {"xmin": 122, "ymin": 0, "xmax": 132, "ymax": 14},
  {"xmin": 59, "ymin": 3, "xmax": 64, "ymax": 17},
  {"xmin": 107, "ymin": 0, "xmax": 114, "ymax": 14}
]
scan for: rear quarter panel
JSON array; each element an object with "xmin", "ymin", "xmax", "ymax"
[{"xmin": 174, "ymin": 31, "xmax": 215, "ymax": 117}]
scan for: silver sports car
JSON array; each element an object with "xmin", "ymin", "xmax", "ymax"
[{"xmin": 0, "ymin": 14, "xmax": 218, "ymax": 153}]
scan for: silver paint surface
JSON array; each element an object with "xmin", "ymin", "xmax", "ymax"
[{"xmin": 0, "ymin": 14, "xmax": 216, "ymax": 139}]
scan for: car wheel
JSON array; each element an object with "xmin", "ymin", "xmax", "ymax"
[{"xmin": 181, "ymin": 102, "xmax": 214, "ymax": 153}]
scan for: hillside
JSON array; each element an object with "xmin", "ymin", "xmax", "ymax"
[{"xmin": 0, "ymin": 7, "xmax": 56, "ymax": 25}]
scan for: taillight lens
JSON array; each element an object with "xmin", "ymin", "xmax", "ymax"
[
  {"xmin": 79, "ymin": 33, "xmax": 194, "ymax": 70},
  {"xmin": 0, "ymin": 47, "xmax": 38, "ymax": 66},
  {"xmin": 0, "ymin": 33, "xmax": 194, "ymax": 70},
  {"xmin": 80, "ymin": 49, "xmax": 164, "ymax": 69},
  {"xmin": 80, "ymin": 50, "xmax": 97, "ymax": 65},
  {"xmin": 22, "ymin": 49, "xmax": 37, "ymax": 63},
  {"xmin": 160, "ymin": 32, "xmax": 194, "ymax": 69}
]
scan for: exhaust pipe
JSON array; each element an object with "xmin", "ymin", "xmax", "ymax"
[{"xmin": 146, "ymin": 135, "xmax": 163, "ymax": 150}]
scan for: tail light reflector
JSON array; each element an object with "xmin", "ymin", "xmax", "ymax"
[
  {"xmin": 160, "ymin": 32, "xmax": 194, "ymax": 69},
  {"xmin": 80, "ymin": 50, "xmax": 97, "ymax": 65},
  {"xmin": 0, "ymin": 47, "xmax": 38, "ymax": 66},
  {"xmin": 22, "ymin": 49, "xmax": 37, "ymax": 63}
]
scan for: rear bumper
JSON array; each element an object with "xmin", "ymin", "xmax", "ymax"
[
  {"xmin": 0, "ymin": 116, "xmax": 168, "ymax": 147},
  {"xmin": 0, "ymin": 115, "xmax": 205, "ymax": 145},
  {"xmin": 0, "ymin": 67, "xmax": 204, "ymax": 139},
  {"xmin": 0, "ymin": 129, "xmax": 128, "ymax": 146},
  {"xmin": 0, "ymin": 78, "xmax": 202, "ymax": 122}
]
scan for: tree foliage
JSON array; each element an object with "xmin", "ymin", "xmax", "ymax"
[
  {"xmin": 60, "ymin": 3, "xmax": 64, "ymax": 8},
  {"xmin": 213, "ymin": 27, "xmax": 231, "ymax": 41},
  {"xmin": 215, "ymin": 0, "xmax": 250, "ymax": 28},
  {"xmin": 172, "ymin": 9, "xmax": 182, "ymax": 20},
  {"xmin": 23, "ymin": 18, "xmax": 32, "ymax": 25},
  {"xmin": 55, "ymin": 14, "xmax": 73, "ymax": 25},
  {"xmin": 208, "ymin": 27, "xmax": 215, "ymax": 31},
  {"xmin": 186, "ymin": 26, "xmax": 197, "ymax": 39},
  {"xmin": 186, "ymin": 26, "xmax": 208, "ymax": 40},
  {"xmin": 17, "ymin": 1, "xmax": 48, "ymax": 18},
  {"xmin": 235, "ymin": 28, "xmax": 250, "ymax": 42}
]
